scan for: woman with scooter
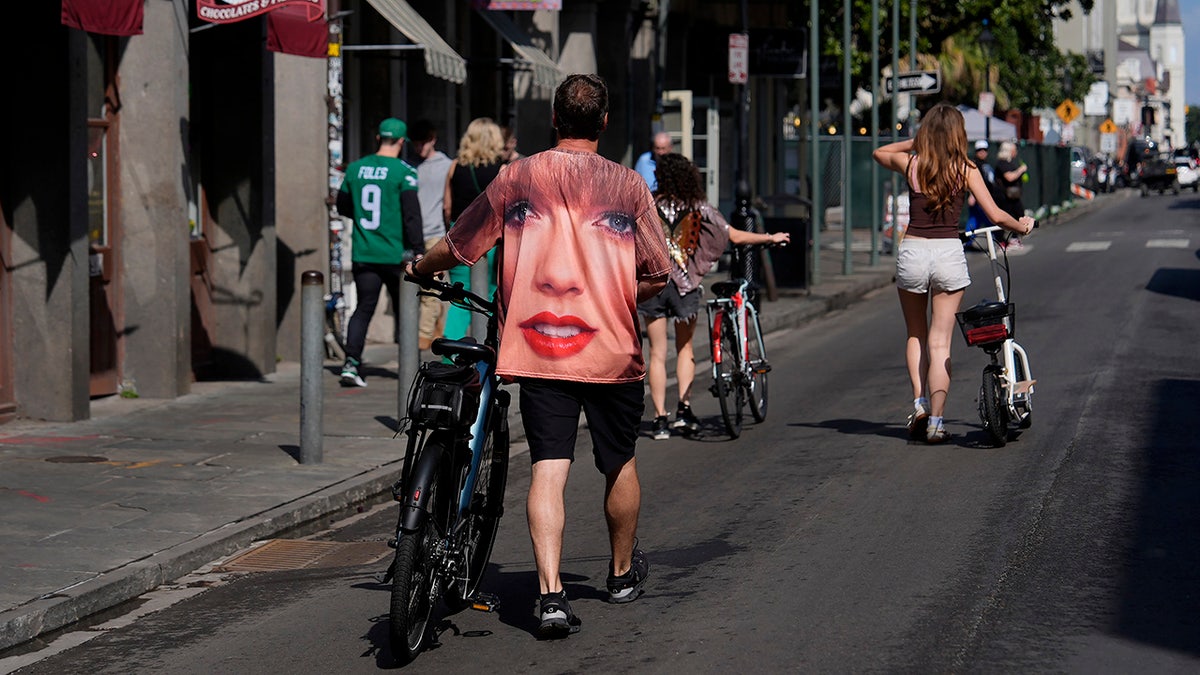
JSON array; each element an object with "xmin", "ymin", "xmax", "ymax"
[{"xmin": 872, "ymin": 104, "xmax": 1034, "ymax": 444}]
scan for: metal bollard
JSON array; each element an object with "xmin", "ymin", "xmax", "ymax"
[
  {"xmin": 300, "ymin": 270, "xmax": 324, "ymax": 464},
  {"xmin": 398, "ymin": 270, "xmax": 420, "ymax": 424},
  {"xmin": 469, "ymin": 257, "xmax": 490, "ymax": 343}
]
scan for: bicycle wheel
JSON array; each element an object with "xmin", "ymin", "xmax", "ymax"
[
  {"xmin": 745, "ymin": 309, "xmax": 769, "ymax": 423},
  {"xmin": 445, "ymin": 403, "xmax": 509, "ymax": 611},
  {"xmin": 714, "ymin": 312, "xmax": 744, "ymax": 439},
  {"xmin": 324, "ymin": 293, "xmax": 348, "ymax": 361},
  {"xmin": 979, "ymin": 370, "xmax": 1008, "ymax": 447},
  {"xmin": 389, "ymin": 446, "xmax": 444, "ymax": 664}
]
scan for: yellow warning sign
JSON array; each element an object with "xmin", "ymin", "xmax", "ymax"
[
  {"xmin": 1099, "ymin": 118, "xmax": 1117, "ymax": 134},
  {"xmin": 1056, "ymin": 99, "xmax": 1081, "ymax": 124}
]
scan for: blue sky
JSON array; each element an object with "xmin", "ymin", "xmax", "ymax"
[{"xmin": 1185, "ymin": 0, "xmax": 1199, "ymax": 105}]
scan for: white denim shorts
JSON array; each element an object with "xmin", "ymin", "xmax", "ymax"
[{"xmin": 895, "ymin": 237, "xmax": 970, "ymax": 294}]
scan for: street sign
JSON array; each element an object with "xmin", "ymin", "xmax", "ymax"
[
  {"xmin": 728, "ymin": 33, "xmax": 749, "ymax": 84},
  {"xmin": 1099, "ymin": 118, "xmax": 1117, "ymax": 134},
  {"xmin": 885, "ymin": 70, "xmax": 941, "ymax": 95},
  {"xmin": 978, "ymin": 91, "xmax": 995, "ymax": 117},
  {"xmin": 1100, "ymin": 133, "xmax": 1117, "ymax": 153},
  {"xmin": 1056, "ymin": 99, "xmax": 1081, "ymax": 124}
]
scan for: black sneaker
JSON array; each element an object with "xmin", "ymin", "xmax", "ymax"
[
  {"xmin": 651, "ymin": 416, "xmax": 670, "ymax": 440},
  {"xmin": 671, "ymin": 403, "xmax": 701, "ymax": 435},
  {"xmin": 537, "ymin": 591, "xmax": 581, "ymax": 639},
  {"xmin": 606, "ymin": 544, "xmax": 649, "ymax": 604}
]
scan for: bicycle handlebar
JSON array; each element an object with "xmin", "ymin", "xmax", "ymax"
[
  {"xmin": 972, "ymin": 221, "xmax": 1039, "ymax": 235},
  {"xmin": 403, "ymin": 271, "xmax": 495, "ymax": 315}
]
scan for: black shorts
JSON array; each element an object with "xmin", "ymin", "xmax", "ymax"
[
  {"xmin": 638, "ymin": 279, "xmax": 701, "ymax": 321},
  {"xmin": 517, "ymin": 378, "xmax": 645, "ymax": 475}
]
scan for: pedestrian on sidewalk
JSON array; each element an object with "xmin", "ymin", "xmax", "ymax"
[
  {"xmin": 633, "ymin": 131, "xmax": 673, "ymax": 191},
  {"xmin": 408, "ymin": 119, "xmax": 453, "ymax": 351},
  {"xmin": 408, "ymin": 73, "xmax": 671, "ymax": 638},
  {"xmin": 964, "ymin": 140, "xmax": 997, "ymax": 247},
  {"xmin": 872, "ymin": 103, "xmax": 1033, "ymax": 443},
  {"xmin": 442, "ymin": 117, "xmax": 506, "ymax": 340},
  {"xmin": 640, "ymin": 153, "xmax": 790, "ymax": 440},
  {"xmin": 335, "ymin": 117, "xmax": 424, "ymax": 387},
  {"xmin": 995, "ymin": 141, "xmax": 1029, "ymax": 248}
]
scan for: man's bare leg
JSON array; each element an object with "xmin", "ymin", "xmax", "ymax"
[
  {"xmin": 605, "ymin": 458, "xmax": 641, "ymax": 576},
  {"xmin": 527, "ymin": 458, "xmax": 571, "ymax": 594}
]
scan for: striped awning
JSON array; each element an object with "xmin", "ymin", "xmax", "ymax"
[
  {"xmin": 365, "ymin": 0, "xmax": 467, "ymax": 84},
  {"xmin": 476, "ymin": 9, "xmax": 564, "ymax": 90}
]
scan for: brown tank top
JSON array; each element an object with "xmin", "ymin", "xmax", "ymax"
[{"xmin": 905, "ymin": 157, "xmax": 967, "ymax": 239}]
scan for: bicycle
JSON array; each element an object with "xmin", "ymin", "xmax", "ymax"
[
  {"xmin": 955, "ymin": 224, "xmax": 1037, "ymax": 447},
  {"xmin": 385, "ymin": 272, "xmax": 510, "ymax": 665},
  {"xmin": 705, "ymin": 244, "xmax": 774, "ymax": 439}
]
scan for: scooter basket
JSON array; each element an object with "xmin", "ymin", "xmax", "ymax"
[{"xmin": 956, "ymin": 300, "xmax": 1015, "ymax": 347}]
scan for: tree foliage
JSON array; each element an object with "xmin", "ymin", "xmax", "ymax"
[{"xmin": 813, "ymin": 0, "xmax": 1095, "ymax": 117}]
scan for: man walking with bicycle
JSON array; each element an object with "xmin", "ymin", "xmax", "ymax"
[{"xmin": 408, "ymin": 73, "xmax": 670, "ymax": 638}]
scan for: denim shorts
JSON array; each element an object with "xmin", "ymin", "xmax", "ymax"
[
  {"xmin": 895, "ymin": 237, "xmax": 971, "ymax": 293},
  {"xmin": 638, "ymin": 279, "xmax": 701, "ymax": 321}
]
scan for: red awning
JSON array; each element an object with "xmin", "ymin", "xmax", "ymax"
[
  {"xmin": 267, "ymin": 5, "xmax": 328, "ymax": 59},
  {"xmin": 61, "ymin": 0, "xmax": 144, "ymax": 36}
]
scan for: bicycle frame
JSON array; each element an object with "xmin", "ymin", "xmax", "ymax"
[
  {"xmin": 396, "ymin": 284, "xmax": 503, "ymax": 537},
  {"xmin": 705, "ymin": 274, "xmax": 770, "ymax": 437}
]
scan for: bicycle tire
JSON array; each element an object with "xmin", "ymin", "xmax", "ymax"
[
  {"xmin": 745, "ymin": 308, "xmax": 769, "ymax": 423},
  {"xmin": 444, "ymin": 404, "xmax": 509, "ymax": 612},
  {"xmin": 389, "ymin": 477, "xmax": 440, "ymax": 665},
  {"xmin": 324, "ymin": 295, "xmax": 349, "ymax": 361},
  {"xmin": 714, "ymin": 311, "xmax": 744, "ymax": 439},
  {"xmin": 979, "ymin": 370, "xmax": 1008, "ymax": 447}
]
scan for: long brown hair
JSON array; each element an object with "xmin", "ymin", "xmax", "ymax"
[{"xmin": 911, "ymin": 103, "xmax": 969, "ymax": 215}]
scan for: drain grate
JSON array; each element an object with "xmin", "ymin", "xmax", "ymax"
[{"xmin": 215, "ymin": 539, "xmax": 390, "ymax": 572}]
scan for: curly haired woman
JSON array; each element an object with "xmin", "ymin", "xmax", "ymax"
[
  {"xmin": 640, "ymin": 153, "xmax": 789, "ymax": 440},
  {"xmin": 873, "ymin": 104, "xmax": 1034, "ymax": 443}
]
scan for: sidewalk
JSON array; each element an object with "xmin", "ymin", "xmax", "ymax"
[{"xmin": 0, "ymin": 196, "xmax": 1115, "ymax": 652}]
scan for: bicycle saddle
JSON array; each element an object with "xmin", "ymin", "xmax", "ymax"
[
  {"xmin": 432, "ymin": 337, "xmax": 495, "ymax": 364},
  {"xmin": 709, "ymin": 280, "xmax": 747, "ymax": 298}
]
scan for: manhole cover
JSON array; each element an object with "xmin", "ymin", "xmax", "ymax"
[
  {"xmin": 45, "ymin": 455, "xmax": 108, "ymax": 463},
  {"xmin": 215, "ymin": 539, "xmax": 390, "ymax": 572}
]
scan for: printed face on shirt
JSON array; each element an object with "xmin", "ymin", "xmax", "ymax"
[{"xmin": 499, "ymin": 162, "xmax": 639, "ymax": 370}]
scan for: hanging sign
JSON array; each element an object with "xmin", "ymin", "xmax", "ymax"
[
  {"xmin": 198, "ymin": 0, "xmax": 323, "ymax": 24},
  {"xmin": 729, "ymin": 33, "xmax": 749, "ymax": 84}
]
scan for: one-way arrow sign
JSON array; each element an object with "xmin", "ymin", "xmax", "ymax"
[{"xmin": 885, "ymin": 70, "xmax": 941, "ymax": 95}]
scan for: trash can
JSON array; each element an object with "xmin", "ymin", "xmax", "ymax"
[{"xmin": 762, "ymin": 216, "xmax": 811, "ymax": 290}]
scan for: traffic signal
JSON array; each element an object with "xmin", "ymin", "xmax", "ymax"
[{"xmin": 1141, "ymin": 105, "xmax": 1156, "ymax": 127}]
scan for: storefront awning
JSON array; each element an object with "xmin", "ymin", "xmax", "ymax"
[
  {"xmin": 476, "ymin": 10, "xmax": 564, "ymax": 90},
  {"xmin": 364, "ymin": 0, "xmax": 467, "ymax": 84}
]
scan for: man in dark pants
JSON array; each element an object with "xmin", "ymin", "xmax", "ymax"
[
  {"xmin": 335, "ymin": 117, "xmax": 424, "ymax": 386},
  {"xmin": 407, "ymin": 74, "xmax": 671, "ymax": 638}
]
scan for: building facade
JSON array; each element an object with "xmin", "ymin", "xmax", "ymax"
[{"xmin": 1, "ymin": 0, "xmax": 800, "ymax": 423}]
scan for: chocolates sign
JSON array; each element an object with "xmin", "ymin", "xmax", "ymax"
[{"xmin": 198, "ymin": 0, "xmax": 324, "ymax": 24}]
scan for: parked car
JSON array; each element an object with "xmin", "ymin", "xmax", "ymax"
[
  {"xmin": 1174, "ymin": 154, "xmax": 1198, "ymax": 192},
  {"xmin": 1069, "ymin": 146, "xmax": 1091, "ymax": 186}
]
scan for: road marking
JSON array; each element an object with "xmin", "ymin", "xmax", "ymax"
[
  {"xmin": 1066, "ymin": 241, "xmax": 1111, "ymax": 252},
  {"xmin": 1146, "ymin": 239, "xmax": 1190, "ymax": 248}
]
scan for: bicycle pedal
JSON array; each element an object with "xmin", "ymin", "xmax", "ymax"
[
  {"xmin": 754, "ymin": 364, "xmax": 772, "ymax": 374},
  {"xmin": 469, "ymin": 592, "xmax": 499, "ymax": 612}
]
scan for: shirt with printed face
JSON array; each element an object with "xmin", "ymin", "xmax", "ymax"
[
  {"xmin": 338, "ymin": 154, "xmax": 419, "ymax": 263},
  {"xmin": 445, "ymin": 148, "xmax": 671, "ymax": 383}
]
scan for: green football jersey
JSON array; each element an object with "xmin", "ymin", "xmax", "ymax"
[{"xmin": 338, "ymin": 154, "xmax": 419, "ymax": 264}]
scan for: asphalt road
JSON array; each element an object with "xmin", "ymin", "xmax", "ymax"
[{"xmin": 9, "ymin": 191, "xmax": 1200, "ymax": 674}]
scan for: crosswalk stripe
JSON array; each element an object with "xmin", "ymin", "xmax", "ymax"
[
  {"xmin": 1066, "ymin": 241, "xmax": 1111, "ymax": 252},
  {"xmin": 1146, "ymin": 239, "xmax": 1190, "ymax": 248}
]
